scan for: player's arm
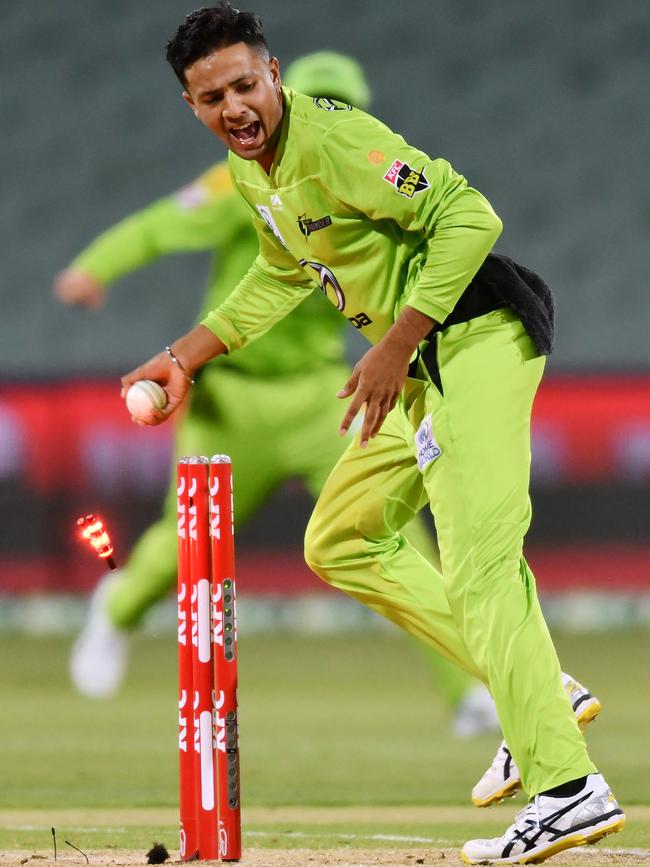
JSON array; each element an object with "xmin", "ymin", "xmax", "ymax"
[
  {"xmin": 54, "ymin": 163, "xmax": 242, "ymax": 309},
  {"xmin": 121, "ymin": 324, "xmax": 226, "ymax": 425},
  {"xmin": 199, "ymin": 176, "xmax": 316, "ymax": 352},
  {"xmin": 323, "ymin": 113, "xmax": 502, "ymax": 322},
  {"xmin": 337, "ymin": 305, "xmax": 436, "ymax": 446},
  {"xmin": 122, "ymin": 257, "xmax": 315, "ymax": 425},
  {"xmin": 322, "ymin": 113, "xmax": 502, "ymax": 445},
  {"xmin": 122, "ymin": 185, "xmax": 316, "ymax": 425}
]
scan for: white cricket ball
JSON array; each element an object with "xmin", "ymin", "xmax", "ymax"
[{"xmin": 125, "ymin": 380, "xmax": 168, "ymax": 422}]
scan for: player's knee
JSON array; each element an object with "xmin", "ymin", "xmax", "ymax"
[
  {"xmin": 304, "ymin": 499, "xmax": 354, "ymax": 581},
  {"xmin": 304, "ymin": 508, "xmax": 330, "ymax": 576}
]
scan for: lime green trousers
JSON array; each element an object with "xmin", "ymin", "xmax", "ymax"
[
  {"xmin": 305, "ymin": 310, "xmax": 596, "ymax": 796},
  {"xmin": 107, "ymin": 361, "xmax": 472, "ymax": 715}
]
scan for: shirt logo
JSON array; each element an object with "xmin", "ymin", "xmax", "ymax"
[
  {"xmin": 256, "ymin": 204, "xmax": 288, "ymax": 249},
  {"xmin": 383, "ymin": 159, "xmax": 430, "ymax": 198},
  {"xmin": 313, "ymin": 97, "xmax": 352, "ymax": 112},
  {"xmin": 299, "ymin": 259, "xmax": 346, "ymax": 311},
  {"xmin": 414, "ymin": 414, "xmax": 442, "ymax": 471},
  {"xmin": 270, "ymin": 194, "xmax": 283, "ymax": 209},
  {"xmin": 297, "ymin": 214, "xmax": 332, "ymax": 238}
]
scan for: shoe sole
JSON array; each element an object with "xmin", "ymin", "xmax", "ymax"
[
  {"xmin": 472, "ymin": 776, "xmax": 521, "ymax": 808},
  {"xmin": 461, "ymin": 810, "xmax": 626, "ymax": 864},
  {"xmin": 472, "ymin": 695, "xmax": 602, "ymax": 808},
  {"xmin": 576, "ymin": 696, "xmax": 601, "ymax": 730}
]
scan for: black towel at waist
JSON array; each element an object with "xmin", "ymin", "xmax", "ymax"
[{"xmin": 406, "ymin": 252, "xmax": 556, "ymax": 387}]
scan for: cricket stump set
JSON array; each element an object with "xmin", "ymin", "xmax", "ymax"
[{"xmin": 177, "ymin": 455, "xmax": 241, "ymax": 861}]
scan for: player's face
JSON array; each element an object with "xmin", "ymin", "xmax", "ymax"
[{"xmin": 183, "ymin": 42, "xmax": 283, "ymax": 172}]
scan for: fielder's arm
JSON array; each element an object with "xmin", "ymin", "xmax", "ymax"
[{"xmin": 54, "ymin": 163, "xmax": 241, "ymax": 308}]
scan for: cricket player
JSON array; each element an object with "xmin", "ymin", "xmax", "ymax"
[
  {"xmin": 121, "ymin": 5, "xmax": 625, "ymax": 861},
  {"xmin": 56, "ymin": 51, "xmax": 500, "ymax": 738}
]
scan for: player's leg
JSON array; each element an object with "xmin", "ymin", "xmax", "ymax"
[
  {"xmin": 297, "ymin": 364, "xmax": 495, "ymax": 732},
  {"xmin": 70, "ymin": 367, "xmax": 281, "ymax": 696},
  {"xmin": 109, "ymin": 368, "xmax": 280, "ymax": 629},
  {"xmin": 396, "ymin": 512, "xmax": 498, "ymax": 737},
  {"xmin": 414, "ymin": 310, "xmax": 623, "ymax": 861},
  {"xmin": 419, "ymin": 309, "xmax": 595, "ymax": 796},
  {"xmin": 472, "ymin": 672, "xmax": 603, "ymax": 807},
  {"xmin": 305, "ymin": 400, "xmax": 483, "ymax": 680}
]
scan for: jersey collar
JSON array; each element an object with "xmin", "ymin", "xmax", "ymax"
[{"xmin": 265, "ymin": 87, "xmax": 294, "ymax": 182}]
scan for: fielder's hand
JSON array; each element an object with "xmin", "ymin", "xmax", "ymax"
[
  {"xmin": 337, "ymin": 342, "xmax": 408, "ymax": 447},
  {"xmin": 54, "ymin": 268, "xmax": 105, "ymax": 310},
  {"xmin": 121, "ymin": 325, "xmax": 227, "ymax": 426},
  {"xmin": 337, "ymin": 305, "xmax": 436, "ymax": 448},
  {"xmin": 121, "ymin": 352, "xmax": 191, "ymax": 426}
]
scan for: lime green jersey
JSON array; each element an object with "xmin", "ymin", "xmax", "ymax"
[
  {"xmin": 202, "ymin": 89, "xmax": 502, "ymax": 354},
  {"xmin": 72, "ymin": 161, "xmax": 346, "ymax": 376}
]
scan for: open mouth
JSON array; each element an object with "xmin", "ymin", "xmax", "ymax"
[{"xmin": 229, "ymin": 121, "xmax": 261, "ymax": 147}]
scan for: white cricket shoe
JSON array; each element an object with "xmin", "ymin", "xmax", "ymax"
[
  {"xmin": 69, "ymin": 573, "xmax": 129, "ymax": 698},
  {"xmin": 453, "ymin": 684, "xmax": 501, "ymax": 738},
  {"xmin": 462, "ymin": 772, "xmax": 625, "ymax": 864},
  {"xmin": 560, "ymin": 671, "xmax": 602, "ymax": 729},
  {"xmin": 472, "ymin": 673, "xmax": 601, "ymax": 807}
]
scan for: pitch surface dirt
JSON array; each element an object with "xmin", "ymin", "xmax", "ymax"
[
  {"xmin": 2, "ymin": 847, "xmax": 650, "ymax": 866},
  {"xmin": 1, "ymin": 807, "xmax": 648, "ymax": 866}
]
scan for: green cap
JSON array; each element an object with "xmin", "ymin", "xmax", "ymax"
[{"xmin": 283, "ymin": 51, "xmax": 371, "ymax": 110}]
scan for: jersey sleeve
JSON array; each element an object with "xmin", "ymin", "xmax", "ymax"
[
  {"xmin": 320, "ymin": 113, "xmax": 502, "ymax": 324},
  {"xmin": 200, "ymin": 175, "xmax": 316, "ymax": 352},
  {"xmin": 71, "ymin": 163, "xmax": 246, "ymax": 286}
]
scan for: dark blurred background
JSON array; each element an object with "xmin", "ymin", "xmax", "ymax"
[{"xmin": 1, "ymin": 0, "xmax": 649, "ymax": 625}]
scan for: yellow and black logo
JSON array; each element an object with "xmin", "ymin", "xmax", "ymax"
[
  {"xmin": 383, "ymin": 159, "xmax": 430, "ymax": 198},
  {"xmin": 398, "ymin": 167, "xmax": 428, "ymax": 198}
]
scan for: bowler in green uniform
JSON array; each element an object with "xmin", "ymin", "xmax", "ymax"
[
  {"xmin": 57, "ymin": 51, "xmax": 502, "ymax": 738},
  {"xmin": 123, "ymin": 5, "xmax": 625, "ymax": 863}
]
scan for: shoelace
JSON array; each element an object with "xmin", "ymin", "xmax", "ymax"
[{"xmin": 508, "ymin": 795, "xmax": 541, "ymax": 838}]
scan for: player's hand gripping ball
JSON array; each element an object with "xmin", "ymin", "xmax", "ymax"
[{"xmin": 125, "ymin": 380, "xmax": 168, "ymax": 423}]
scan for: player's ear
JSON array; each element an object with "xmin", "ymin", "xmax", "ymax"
[
  {"xmin": 269, "ymin": 57, "xmax": 281, "ymax": 91},
  {"xmin": 182, "ymin": 90, "xmax": 199, "ymax": 117}
]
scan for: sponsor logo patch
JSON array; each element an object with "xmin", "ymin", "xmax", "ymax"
[
  {"xmin": 256, "ymin": 204, "xmax": 288, "ymax": 248},
  {"xmin": 299, "ymin": 259, "xmax": 346, "ymax": 311},
  {"xmin": 383, "ymin": 159, "xmax": 430, "ymax": 198},
  {"xmin": 414, "ymin": 414, "xmax": 442, "ymax": 471},
  {"xmin": 348, "ymin": 312, "xmax": 372, "ymax": 329},
  {"xmin": 297, "ymin": 214, "xmax": 332, "ymax": 238},
  {"xmin": 368, "ymin": 150, "xmax": 385, "ymax": 164},
  {"xmin": 313, "ymin": 97, "xmax": 352, "ymax": 112}
]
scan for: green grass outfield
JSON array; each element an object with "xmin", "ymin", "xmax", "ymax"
[{"xmin": 0, "ymin": 627, "xmax": 647, "ymax": 860}]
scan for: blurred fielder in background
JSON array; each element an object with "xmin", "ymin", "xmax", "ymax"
[{"xmin": 55, "ymin": 50, "xmax": 499, "ymax": 738}]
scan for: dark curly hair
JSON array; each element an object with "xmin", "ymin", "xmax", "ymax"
[{"xmin": 166, "ymin": 3, "xmax": 269, "ymax": 86}]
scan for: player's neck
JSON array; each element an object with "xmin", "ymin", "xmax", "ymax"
[{"xmin": 256, "ymin": 98, "xmax": 285, "ymax": 174}]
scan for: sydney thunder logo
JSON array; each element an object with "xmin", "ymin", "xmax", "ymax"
[{"xmin": 297, "ymin": 213, "xmax": 332, "ymax": 238}]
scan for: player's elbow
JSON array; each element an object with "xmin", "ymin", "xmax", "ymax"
[{"xmin": 489, "ymin": 211, "xmax": 503, "ymax": 243}]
